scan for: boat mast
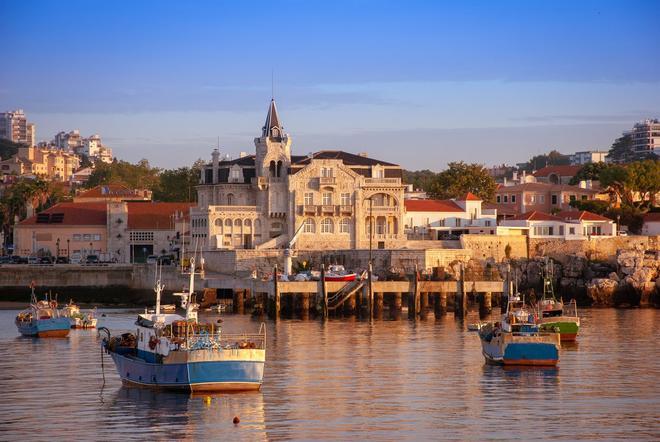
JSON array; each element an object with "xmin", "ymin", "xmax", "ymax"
[{"xmin": 155, "ymin": 263, "xmax": 164, "ymax": 315}]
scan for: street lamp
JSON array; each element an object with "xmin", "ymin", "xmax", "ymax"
[
  {"xmin": 56, "ymin": 238, "xmax": 60, "ymax": 259},
  {"xmin": 368, "ymin": 197, "xmax": 373, "ymax": 266},
  {"xmin": 67, "ymin": 239, "xmax": 70, "ymax": 260}
]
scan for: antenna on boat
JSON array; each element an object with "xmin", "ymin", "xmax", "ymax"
[{"xmin": 154, "ymin": 262, "xmax": 165, "ymax": 315}]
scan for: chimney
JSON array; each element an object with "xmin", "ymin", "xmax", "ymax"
[
  {"xmin": 358, "ymin": 152, "xmax": 369, "ymax": 157},
  {"xmin": 211, "ymin": 149, "xmax": 220, "ymax": 184}
]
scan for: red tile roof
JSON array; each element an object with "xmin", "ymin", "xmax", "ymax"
[
  {"xmin": 510, "ymin": 211, "xmax": 563, "ymax": 222},
  {"xmin": 532, "ymin": 165, "xmax": 582, "ymax": 178},
  {"xmin": 404, "ymin": 199, "xmax": 463, "ymax": 212},
  {"xmin": 458, "ymin": 192, "xmax": 481, "ymax": 201},
  {"xmin": 127, "ymin": 202, "xmax": 194, "ymax": 230},
  {"xmin": 19, "ymin": 202, "xmax": 107, "ymax": 226},
  {"xmin": 643, "ymin": 212, "xmax": 660, "ymax": 222},
  {"xmin": 556, "ymin": 210, "xmax": 612, "ymax": 222},
  {"xmin": 77, "ymin": 184, "xmax": 149, "ymax": 199}
]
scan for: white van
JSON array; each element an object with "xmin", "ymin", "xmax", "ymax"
[{"xmin": 70, "ymin": 252, "xmax": 82, "ymax": 264}]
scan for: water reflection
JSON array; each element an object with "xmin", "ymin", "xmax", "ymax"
[{"xmin": 0, "ymin": 308, "xmax": 658, "ymax": 440}]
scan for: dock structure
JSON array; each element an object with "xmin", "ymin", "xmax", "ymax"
[{"xmin": 203, "ymin": 270, "xmax": 505, "ymax": 321}]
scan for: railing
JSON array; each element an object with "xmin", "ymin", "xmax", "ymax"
[
  {"xmin": 321, "ymin": 205, "xmax": 335, "ymax": 214},
  {"xmin": 319, "ymin": 176, "xmax": 336, "ymax": 185},
  {"xmin": 209, "ymin": 205, "xmax": 258, "ymax": 213},
  {"xmin": 339, "ymin": 205, "xmax": 353, "ymax": 214},
  {"xmin": 369, "ymin": 206, "xmax": 399, "ymax": 212},
  {"xmin": 183, "ymin": 328, "xmax": 266, "ymax": 351},
  {"xmin": 303, "ymin": 205, "xmax": 318, "ymax": 214},
  {"xmin": 364, "ymin": 178, "xmax": 401, "ymax": 185}
]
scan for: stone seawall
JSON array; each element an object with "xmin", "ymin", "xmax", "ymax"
[
  {"xmin": 461, "ymin": 235, "xmax": 528, "ymax": 260},
  {"xmin": 529, "ymin": 236, "xmax": 659, "ymax": 264}
]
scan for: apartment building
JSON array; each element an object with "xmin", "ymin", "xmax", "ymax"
[
  {"xmin": 569, "ymin": 151, "xmax": 607, "ymax": 165},
  {"xmin": 0, "ymin": 146, "xmax": 80, "ymax": 181},
  {"xmin": 499, "ymin": 210, "xmax": 616, "ymax": 238},
  {"xmin": 0, "ymin": 109, "xmax": 35, "ymax": 146},
  {"xmin": 630, "ymin": 119, "xmax": 660, "ymax": 155},
  {"xmin": 495, "ymin": 182, "xmax": 601, "ymax": 219}
]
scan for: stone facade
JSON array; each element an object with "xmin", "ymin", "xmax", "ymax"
[{"xmin": 193, "ymin": 99, "xmax": 406, "ymax": 251}]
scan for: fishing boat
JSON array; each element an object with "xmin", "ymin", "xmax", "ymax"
[
  {"xmin": 100, "ymin": 258, "xmax": 266, "ymax": 392},
  {"xmin": 478, "ymin": 294, "xmax": 560, "ymax": 366},
  {"xmin": 324, "ymin": 265, "xmax": 357, "ymax": 282},
  {"xmin": 535, "ymin": 261, "xmax": 580, "ymax": 341},
  {"xmin": 15, "ymin": 288, "xmax": 70, "ymax": 337},
  {"xmin": 61, "ymin": 301, "xmax": 98, "ymax": 329}
]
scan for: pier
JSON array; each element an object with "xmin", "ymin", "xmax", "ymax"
[{"xmin": 204, "ymin": 265, "xmax": 507, "ymax": 321}]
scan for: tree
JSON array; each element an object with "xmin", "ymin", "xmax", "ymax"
[
  {"xmin": 85, "ymin": 159, "xmax": 161, "ymax": 191},
  {"xmin": 427, "ymin": 162, "xmax": 497, "ymax": 202},
  {"xmin": 568, "ymin": 162, "xmax": 609, "ymax": 185},
  {"xmin": 520, "ymin": 149, "xmax": 570, "ymax": 172},
  {"xmin": 599, "ymin": 160, "xmax": 660, "ymax": 209},
  {"xmin": 605, "ymin": 133, "xmax": 633, "ymax": 163},
  {"xmin": 599, "ymin": 164, "xmax": 631, "ymax": 206},
  {"xmin": 403, "ymin": 169, "xmax": 437, "ymax": 191},
  {"xmin": 154, "ymin": 160, "xmax": 204, "ymax": 202},
  {"xmin": 568, "ymin": 199, "xmax": 610, "ymax": 214}
]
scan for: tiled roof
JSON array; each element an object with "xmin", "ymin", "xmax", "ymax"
[
  {"xmin": 532, "ymin": 165, "xmax": 582, "ymax": 177},
  {"xmin": 556, "ymin": 210, "xmax": 612, "ymax": 222},
  {"xmin": 292, "ymin": 150, "xmax": 398, "ymax": 167},
  {"xmin": 510, "ymin": 211, "xmax": 563, "ymax": 222},
  {"xmin": 77, "ymin": 184, "xmax": 147, "ymax": 199},
  {"xmin": 643, "ymin": 212, "xmax": 660, "ymax": 222},
  {"xmin": 404, "ymin": 199, "xmax": 463, "ymax": 212},
  {"xmin": 127, "ymin": 202, "xmax": 194, "ymax": 230},
  {"xmin": 217, "ymin": 155, "xmax": 256, "ymax": 167},
  {"xmin": 459, "ymin": 192, "xmax": 481, "ymax": 201},
  {"xmin": 19, "ymin": 202, "xmax": 107, "ymax": 226},
  {"xmin": 495, "ymin": 182, "xmax": 599, "ymax": 193}
]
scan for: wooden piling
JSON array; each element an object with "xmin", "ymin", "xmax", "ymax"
[
  {"xmin": 434, "ymin": 291, "xmax": 447, "ymax": 317},
  {"xmin": 479, "ymin": 291, "xmax": 492, "ymax": 318},
  {"xmin": 273, "ymin": 265, "xmax": 280, "ymax": 320},
  {"xmin": 374, "ymin": 292, "xmax": 384, "ymax": 319},
  {"xmin": 301, "ymin": 292, "xmax": 310, "ymax": 319},
  {"xmin": 368, "ymin": 262, "xmax": 374, "ymax": 319},
  {"xmin": 409, "ymin": 268, "xmax": 418, "ymax": 320},
  {"xmin": 420, "ymin": 291, "xmax": 429, "ymax": 319},
  {"xmin": 456, "ymin": 263, "xmax": 466, "ymax": 318},
  {"xmin": 391, "ymin": 292, "xmax": 402, "ymax": 320},
  {"xmin": 321, "ymin": 264, "xmax": 328, "ymax": 319},
  {"xmin": 233, "ymin": 289, "xmax": 245, "ymax": 315}
]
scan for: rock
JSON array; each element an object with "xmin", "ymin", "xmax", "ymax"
[
  {"xmin": 609, "ymin": 272, "xmax": 620, "ymax": 282},
  {"xmin": 586, "ymin": 278, "xmax": 618, "ymax": 306}
]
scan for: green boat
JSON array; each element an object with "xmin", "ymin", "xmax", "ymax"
[{"xmin": 536, "ymin": 260, "xmax": 580, "ymax": 342}]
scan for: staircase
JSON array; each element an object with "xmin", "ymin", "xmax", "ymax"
[
  {"xmin": 327, "ymin": 276, "xmax": 366, "ymax": 311},
  {"xmin": 255, "ymin": 234, "xmax": 289, "ymax": 250}
]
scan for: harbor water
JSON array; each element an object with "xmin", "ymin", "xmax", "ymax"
[{"xmin": 0, "ymin": 308, "xmax": 658, "ymax": 441}]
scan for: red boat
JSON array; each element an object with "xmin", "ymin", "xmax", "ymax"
[{"xmin": 324, "ymin": 265, "xmax": 357, "ymax": 282}]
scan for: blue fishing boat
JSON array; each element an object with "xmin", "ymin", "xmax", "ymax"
[
  {"xmin": 100, "ymin": 258, "xmax": 266, "ymax": 392},
  {"xmin": 15, "ymin": 288, "xmax": 70, "ymax": 338},
  {"xmin": 478, "ymin": 295, "xmax": 560, "ymax": 366}
]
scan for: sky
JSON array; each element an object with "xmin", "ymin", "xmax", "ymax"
[{"xmin": 1, "ymin": 0, "xmax": 659, "ymax": 170}]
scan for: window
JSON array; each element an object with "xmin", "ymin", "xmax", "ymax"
[
  {"xmin": 439, "ymin": 219, "xmax": 445, "ymax": 227},
  {"xmin": 496, "ymin": 195, "xmax": 501, "ymax": 203},
  {"xmin": 227, "ymin": 194, "xmax": 234, "ymax": 205},
  {"xmin": 559, "ymin": 225, "xmax": 564, "ymax": 236},
  {"xmin": 231, "ymin": 169, "xmax": 241, "ymax": 179},
  {"xmin": 485, "ymin": 220, "xmax": 491, "ymax": 227},
  {"xmin": 93, "ymin": 234, "xmax": 101, "ymax": 241},
  {"xmin": 304, "ymin": 192, "xmax": 313, "ymax": 205},
  {"xmin": 511, "ymin": 195, "xmax": 516, "ymax": 203},
  {"xmin": 303, "ymin": 218, "xmax": 315, "ymax": 233},
  {"xmin": 570, "ymin": 195, "xmax": 576, "ymax": 202},
  {"xmin": 569, "ymin": 227, "xmax": 575, "ymax": 235},
  {"xmin": 321, "ymin": 167, "xmax": 333, "ymax": 177},
  {"xmin": 341, "ymin": 193, "xmax": 351, "ymax": 206},
  {"xmin": 533, "ymin": 226, "xmax": 554, "ymax": 236},
  {"xmin": 540, "ymin": 195, "xmax": 545, "ymax": 203},
  {"xmin": 340, "ymin": 218, "xmax": 350, "ymax": 233},
  {"xmin": 322, "ymin": 192, "xmax": 332, "ymax": 205},
  {"xmin": 581, "ymin": 195, "xmax": 588, "ymax": 200},
  {"xmin": 503, "ymin": 195, "xmax": 508, "ymax": 203},
  {"xmin": 321, "ymin": 218, "xmax": 333, "ymax": 233},
  {"xmin": 551, "ymin": 194, "xmax": 558, "ymax": 205},
  {"xmin": 129, "ymin": 231, "xmax": 154, "ymax": 242},
  {"xmin": 455, "ymin": 218, "xmax": 462, "ymax": 227},
  {"xmin": 83, "ymin": 234, "xmax": 91, "ymax": 241},
  {"xmin": 73, "ymin": 234, "xmax": 81, "ymax": 241}
]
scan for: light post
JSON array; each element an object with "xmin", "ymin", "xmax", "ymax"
[
  {"xmin": 67, "ymin": 239, "xmax": 70, "ymax": 260},
  {"xmin": 368, "ymin": 197, "xmax": 373, "ymax": 266},
  {"xmin": 89, "ymin": 242, "xmax": 93, "ymax": 259},
  {"xmin": 56, "ymin": 238, "xmax": 60, "ymax": 260}
]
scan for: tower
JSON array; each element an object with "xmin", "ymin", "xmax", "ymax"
[{"xmin": 254, "ymin": 99, "xmax": 292, "ymax": 179}]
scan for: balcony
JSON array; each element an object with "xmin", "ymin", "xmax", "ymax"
[
  {"xmin": 319, "ymin": 176, "xmax": 336, "ymax": 186},
  {"xmin": 321, "ymin": 205, "xmax": 336, "ymax": 214},
  {"xmin": 364, "ymin": 177, "xmax": 401, "ymax": 186},
  {"xmin": 302, "ymin": 205, "xmax": 317, "ymax": 215},
  {"xmin": 368, "ymin": 205, "xmax": 399, "ymax": 212},
  {"xmin": 339, "ymin": 205, "xmax": 353, "ymax": 215}
]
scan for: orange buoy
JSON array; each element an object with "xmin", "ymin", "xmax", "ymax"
[{"xmin": 233, "ymin": 416, "xmax": 240, "ymax": 425}]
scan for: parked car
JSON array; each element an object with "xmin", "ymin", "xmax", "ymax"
[
  {"xmin": 56, "ymin": 256, "xmax": 70, "ymax": 264},
  {"xmin": 157, "ymin": 255, "xmax": 173, "ymax": 265},
  {"xmin": 27, "ymin": 256, "xmax": 39, "ymax": 265},
  {"xmin": 39, "ymin": 256, "xmax": 55, "ymax": 264},
  {"xmin": 10, "ymin": 255, "xmax": 28, "ymax": 264},
  {"xmin": 85, "ymin": 254, "xmax": 100, "ymax": 264},
  {"xmin": 70, "ymin": 253, "xmax": 82, "ymax": 264},
  {"xmin": 146, "ymin": 255, "xmax": 158, "ymax": 264}
]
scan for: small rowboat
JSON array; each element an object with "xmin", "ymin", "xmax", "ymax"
[{"xmin": 324, "ymin": 265, "xmax": 357, "ymax": 282}]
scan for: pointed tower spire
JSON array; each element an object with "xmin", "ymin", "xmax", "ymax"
[{"xmin": 262, "ymin": 99, "xmax": 283, "ymax": 139}]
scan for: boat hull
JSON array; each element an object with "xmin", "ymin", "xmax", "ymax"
[
  {"xmin": 538, "ymin": 318, "xmax": 580, "ymax": 342},
  {"xmin": 107, "ymin": 349, "xmax": 265, "ymax": 392},
  {"xmin": 480, "ymin": 333, "xmax": 560, "ymax": 366},
  {"xmin": 324, "ymin": 274, "xmax": 357, "ymax": 282},
  {"xmin": 16, "ymin": 317, "xmax": 71, "ymax": 337}
]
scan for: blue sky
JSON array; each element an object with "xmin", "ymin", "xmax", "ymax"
[{"xmin": 1, "ymin": 0, "xmax": 659, "ymax": 169}]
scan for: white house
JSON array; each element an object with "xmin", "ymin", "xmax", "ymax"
[
  {"xmin": 404, "ymin": 193, "xmax": 497, "ymax": 239},
  {"xmin": 642, "ymin": 213, "xmax": 660, "ymax": 235},
  {"xmin": 499, "ymin": 210, "xmax": 616, "ymax": 239}
]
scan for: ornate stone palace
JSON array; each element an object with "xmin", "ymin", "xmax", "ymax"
[{"xmin": 192, "ymin": 99, "xmax": 406, "ymax": 250}]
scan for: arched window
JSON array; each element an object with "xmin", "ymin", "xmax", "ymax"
[
  {"xmin": 215, "ymin": 218, "xmax": 223, "ymax": 226},
  {"xmin": 321, "ymin": 218, "xmax": 333, "ymax": 234},
  {"xmin": 227, "ymin": 193, "xmax": 234, "ymax": 205},
  {"xmin": 244, "ymin": 219, "xmax": 252, "ymax": 228},
  {"xmin": 276, "ymin": 160, "xmax": 282, "ymax": 177},
  {"xmin": 234, "ymin": 219, "xmax": 242, "ymax": 227},
  {"xmin": 303, "ymin": 218, "xmax": 315, "ymax": 233},
  {"xmin": 340, "ymin": 218, "xmax": 350, "ymax": 234},
  {"xmin": 269, "ymin": 161, "xmax": 276, "ymax": 177}
]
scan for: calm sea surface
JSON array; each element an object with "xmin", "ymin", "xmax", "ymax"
[{"xmin": 0, "ymin": 308, "xmax": 658, "ymax": 441}]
